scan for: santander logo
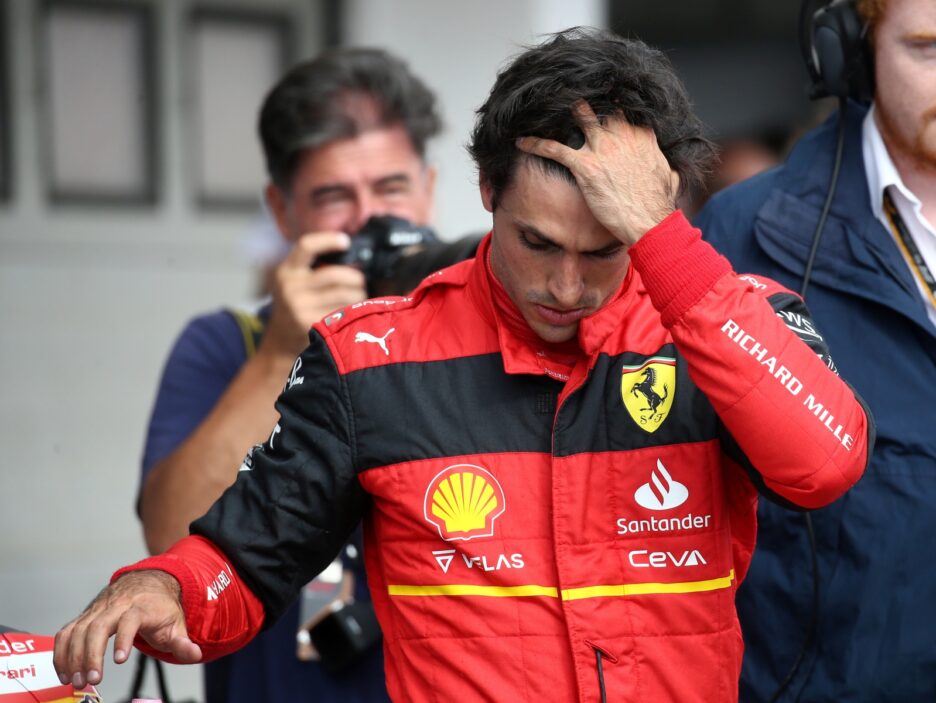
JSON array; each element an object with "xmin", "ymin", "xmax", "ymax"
[{"xmin": 634, "ymin": 459, "xmax": 689, "ymax": 511}]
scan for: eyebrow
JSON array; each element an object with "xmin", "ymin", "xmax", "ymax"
[
  {"xmin": 904, "ymin": 32, "xmax": 936, "ymax": 43},
  {"xmin": 518, "ymin": 221, "xmax": 623, "ymax": 256},
  {"xmin": 518, "ymin": 222, "xmax": 555, "ymax": 245}
]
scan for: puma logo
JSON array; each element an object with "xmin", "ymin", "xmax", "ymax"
[{"xmin": 354, "ymin": 327, "xmax": 395, "ymax": 356}]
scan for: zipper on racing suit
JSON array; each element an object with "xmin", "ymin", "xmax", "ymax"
[
  {"xmin": 586, "ymin": 641, "xmax": 618, "ymax": 702},
  {"xmin": 556, "ymin": 363, "xmax": 619, "ymax": 701}
]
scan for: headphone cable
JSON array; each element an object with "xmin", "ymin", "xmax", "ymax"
[
  {"xmin": 767, "ymin": 512, "xmax": 820, "ymax": 703},
  {"xmin": 768, "ymin": 96, "xmax": 847, "ymax": 703},
  {"xmin": 800, "ymin": 97, "xmax": 848, "ymax": 300}
]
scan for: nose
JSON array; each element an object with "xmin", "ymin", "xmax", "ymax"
[
  {"xmin": 349, "ymin": 192, "xmax": 378, "ymax": 235},
  {"xmin": 547, "ymin": 255, "xmax": 585, "ymax": 308}
]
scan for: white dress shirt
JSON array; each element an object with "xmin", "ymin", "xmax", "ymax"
[{"xmin": 863, "ymin": 105, "xmax": 936, "ymax": 326}]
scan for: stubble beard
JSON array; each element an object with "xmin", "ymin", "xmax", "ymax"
[{"xmin": 879, "ymin": 104, "xmax": 936, "ymax": 176}]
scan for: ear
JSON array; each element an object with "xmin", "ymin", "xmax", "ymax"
[
  {"xmin": 264, "ymin": 182, "xmax": 294, "ymax": 243},
  {"xmin": 420, "ymin": 164, "xmax": 438, "ymax": 223},
  {"xmin": 480, "ymin": 175, "xmax": 495, "ymax": 213},
  {"xmin": 423, "ymin": 164, "xmax": 437, "ymax": 200}
]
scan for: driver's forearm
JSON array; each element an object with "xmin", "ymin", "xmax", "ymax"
[{"xmin": 111, "ymin": 535, "xmax": 266, "ymax": 662}]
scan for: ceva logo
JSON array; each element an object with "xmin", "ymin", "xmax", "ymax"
[{"xmin": 634, "ymin": 459, "xmax": 689, "ymax": 511}]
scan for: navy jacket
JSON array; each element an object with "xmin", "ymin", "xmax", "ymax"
[{"xmin": 696, "ymin": 102, "xmax": 936, "ymax": 702}]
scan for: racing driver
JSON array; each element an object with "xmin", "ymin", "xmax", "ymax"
[{"xmin": 54, "ymin": 28, "xmax": 872, "ymax": 702}]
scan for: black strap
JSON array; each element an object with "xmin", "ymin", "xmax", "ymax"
[
  {"xmin": 227, "ymin": 309, "xmax": 266, "ymax": 360},
  {"xmin": 884, "ymin": 190, "xmax": 936, "ymax": 307}
]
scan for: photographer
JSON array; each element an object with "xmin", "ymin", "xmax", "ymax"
[{"xmin": 138, "ymin": 48, "xmax": 460, "ymax": 703}]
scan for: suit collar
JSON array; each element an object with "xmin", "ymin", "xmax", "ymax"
[{"xmin": 465, "ymin": 233, "xmax": 639, "ymax": 378}]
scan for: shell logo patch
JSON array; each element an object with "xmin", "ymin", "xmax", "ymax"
[
  {"xmin": 621, "ymin": 356, "xmax": 676, "ymax": 432},
  {"xmin": 424, "ymin": 464, "xmax": 505, "ymax": 542}
]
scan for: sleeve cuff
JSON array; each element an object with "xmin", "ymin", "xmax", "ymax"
[
  {"xmin": 628, "ymin": 210, "xmax": 734, "ymax": 327},
  {"xmin": 111, "ymin": 549, "xmax": 206, "ymax": 642}
]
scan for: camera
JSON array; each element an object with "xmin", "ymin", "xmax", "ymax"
[
  {"xmin": 304, "ymin": 599, "xmax": 382, "ymax": 674},
  {"xmin": 315, "ymin": 215, "xmax": 481, "ymax": 297}
]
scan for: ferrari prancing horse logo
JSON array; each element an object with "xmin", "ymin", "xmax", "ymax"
[{"xmin": 621, "ymin": 356, "xmax": 676, "ymax": 432}]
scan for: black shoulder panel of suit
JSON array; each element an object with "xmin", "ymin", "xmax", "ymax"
[
  {"xmin": 346, "ymin": 353, "xmax": 562, "ymax": 470},
  {"xmin": 554, "ymin": 348, "xmax": 720, "ymax": 457},
  {"xmin": 191, "ymin": 330, "xmax": 368, "ymax": 623}
]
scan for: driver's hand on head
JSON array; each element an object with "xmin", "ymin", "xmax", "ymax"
[
  {"xmin": 260, "ymin": 231, "xmax": 367, "ymax": 361},
  {"xmin": 516, "ymin": 100, "xmax": 680, "ymax": 247},
  {"xmin": 53, "ymin": 570, "xmax": 201, "ymax": 690}
]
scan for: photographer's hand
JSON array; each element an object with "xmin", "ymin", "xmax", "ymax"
[
  {"xmin": 260, "ymin": 231, "xmax": 368, "ymax": 363},
  {"xmin": 139, "ymin": 231, "xmax": 366, "ymax": 556}
]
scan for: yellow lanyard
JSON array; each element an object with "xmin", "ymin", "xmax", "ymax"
[{"xmin": 883, "ymin": 191, "xmax": 936, "ymax": 310}]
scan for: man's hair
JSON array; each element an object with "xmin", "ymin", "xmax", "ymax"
[
  {"xmin": 468, "ymin": 27, "xmax": 715, "ymax": 206},
  {"xmin": 856, "ymin": 0, "xmax": 887, "ymax": 36},
  {"xmin": 259, "ymin": 47, "xmax": 442, "ymax": 190}
]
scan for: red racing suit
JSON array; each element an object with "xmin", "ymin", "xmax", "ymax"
[{"xmin": 117, "ymin": 211, "xmax": 871, "ymax": 702}]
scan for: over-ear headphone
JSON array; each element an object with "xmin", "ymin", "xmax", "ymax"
[{"xmin": 799, "ymin": 0, "xmax": 874, "ymax": 102}]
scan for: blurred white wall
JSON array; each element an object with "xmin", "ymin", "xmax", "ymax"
[
  {"xmin": 0, "ymin": 0, "xmax": 320, "ymax": 699},
  {"xmin": 0, "ymin": 0, "xmax": 603, "ymax": 700}
]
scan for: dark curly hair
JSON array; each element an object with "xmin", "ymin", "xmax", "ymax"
[
  {"xmin": 259, "ymin": 47, "xmax": 442, "ymax": 190},
  {"xmin": 468, "ymin": 27, "xmax": 715, "ymax": 206}
]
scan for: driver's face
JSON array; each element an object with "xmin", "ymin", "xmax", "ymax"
[{"xmin": 483, "ymin": 162, "xmax": 630, "ymax": 344}]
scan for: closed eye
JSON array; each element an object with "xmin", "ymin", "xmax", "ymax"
[
  {"xmin": 310, "ymin": 185, "xmax": 354, "ymax": 208},
  {"xmin": 374, "ymin": 174, "xmax": 413, "ymax": 198},
  {"xmin": 904, "ymin": 35, "xmax": 936, "ymax": 52},
  {"xmin": 519, "ymin": 229, "xmax": 557, "ymax": 252},
  {"xmin": 585, "ymin": 245, "xmax": 625, "ymax": 260}
]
